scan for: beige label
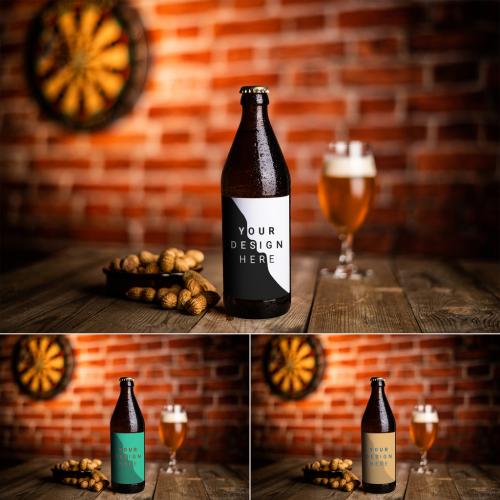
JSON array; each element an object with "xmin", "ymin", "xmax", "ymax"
[{"xmin": 362, "ymin": 432, "xmax": 396, "ymax": 484}]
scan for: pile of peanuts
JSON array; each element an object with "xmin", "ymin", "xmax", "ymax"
[
  {"xmin": 108, "ymin": 248, "xmax": 204, "ymax": 274},
  {"xmin": 52, "ymin": 458, "xmax": 108, "ymax": 492},
  {"xmin": 126, "ymin": 270, "xmax": 220, "ymax": 315},
  {"xmin": 303, "ymin": 458, "xmax": 360, "ymax": 492}
]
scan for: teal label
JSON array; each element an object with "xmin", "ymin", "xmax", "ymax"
[{"xmin": 111, "ymin": 432, "xmax": 145, "ymax": 484}]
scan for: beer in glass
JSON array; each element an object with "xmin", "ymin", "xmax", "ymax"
[
  {"xmin": 159, "ymin": 404, "xmax": 188, "ymax": 474},
  {"xmin": 361, "ymin": 377, "xmax": 396, "ymax": 493},
  {"xmin": 221, "ymin": 86, "xmax": 291, "ymax": 319},
  {"xmin": 110, "ymin": 377, "xmax": 145, "ymax": 493},
  {"xmin": 410, "ymin": 404, "xmax": 439, "ymax": 474},
  {"xmin": 318, "ymin": 141, "xmax": 376, "ymax": 279}
]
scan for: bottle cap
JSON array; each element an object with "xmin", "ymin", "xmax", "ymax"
[
  {"xmin": 239, "ymin": 86, "xmax": 269, "ymax": 94},
  {"xmin": 370, "ymin": 376, "xmax": 385, "ymax": 383},
  {"xmin": 119, "ymin": 376, "xmax": 135, "ymax": 383}
]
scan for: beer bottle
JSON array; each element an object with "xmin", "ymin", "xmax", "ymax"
[
  {"xmin": 361, "ymin": 377, "xmax": 396, "ymax": 493},
  {"xmin": 221, "ymin": 86, "xmax": 291, "ymax": 319},
  {"xmin": 110, "ymin": 377, "xmax": 145, "ymax": 493}
]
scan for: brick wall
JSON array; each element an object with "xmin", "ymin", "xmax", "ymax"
[
  {"xmin": 0, "ymin": 334, "xmax": 249, "ymax": 464},
  {"xmin": 252, "ymin": 335, "xmax": 500, "ymax": 464},
  {"xmin": 0, "ymin": 0, "xmax": 499, "ymax": 259}
]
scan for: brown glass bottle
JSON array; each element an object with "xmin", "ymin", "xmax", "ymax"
[
  {"xmin": 221, "ymin": 86, "xmax": 291, "ymax": 319},
  {"xmin": 361, "ymin": 377, "xmax": 396, "ymax": 493},
  {"xmin": 110, "ymin": 377, "xmax": 145, "ymax": 493}
]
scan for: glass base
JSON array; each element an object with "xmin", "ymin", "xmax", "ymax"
[
  {"xmin": 320, "ymin": 265, "xmax": 373, "ymax": 280},
  {"xmin": 161, "ymin": 465, "xmax": 185, "ymax": 475},
  {"xmin": 411, "ymin": 465, "xmax": 436, "ymax": 474}
]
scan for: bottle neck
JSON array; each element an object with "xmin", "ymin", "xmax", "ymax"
[
  {"xmin": 239, "ymin": 94, "xmax": 270, "ymax": 130},
  {"xmin": 119, "ymin": 384, "xmax": 134, "ymax": 399}
]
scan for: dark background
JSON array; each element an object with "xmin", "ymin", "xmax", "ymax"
[{"xmin": 0, "ymin": 0, "xmax": 499, "ymax": 272}]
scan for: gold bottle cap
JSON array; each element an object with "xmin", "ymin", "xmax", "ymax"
[
  {"xmin": 239, "ymin": 85, "xmax": 269, "ymax": 94},
  {"xmin": 119, "ymin": 376, "xmax": 135, "ymax": 383}
]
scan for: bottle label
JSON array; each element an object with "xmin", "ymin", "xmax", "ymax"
[
  {"xmin": 111, "ymin": 432, "xmax": 145, "ymax": 484},
  {"xmin": 362, "ymin": 432, "xmax": 396, "ymax": 484},
  {"xmin": 222, "ymin": 195, "xmax": 290, "ymax": 300}
]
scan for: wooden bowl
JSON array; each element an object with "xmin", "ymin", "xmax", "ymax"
[{"xmin": 103, "ymin": 267, "xmax": 202, "ymax": 296}]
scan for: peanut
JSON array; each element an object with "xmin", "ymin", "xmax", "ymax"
[
  {"xmin": 183, "ymin": 270, "xmax": 216, "ymax": 292},
  {"xmin": 139, "ymin": 250, "xmax": 159, "ymax": 265},
  {"xmin": 109, "ymin": 257, "xmax": 121, "ymax": 271},
  {"xmin": 303, "ymin": 457, "xmax": 359, "ymax": 493},
  {"xmin": 145, "ymin": 262, "xmax": 160, "ymax": 273},
  {"xmin": 160, "ymin": 292, "xmax": 178, "ymax": 310},
  {"xmin": 126, "ymin": 287, "xmax": 144, "ymax": 301},
  {"xmin": 186, "ymin": 249, "xmax": 204, "ymax": 265},
  {"xmin": 177, "ymin": 289, "xmax": 192, "ymax": 309},
  {"xmin": 159, "ymin": 252, "xmax": 175, "ymax": 273},
  {"xmin": 142, "ymin": 287, "xmax": 157, "ymax": 303},
  {"xmin": 121, "ymin": 254, "xmax": 140, "ymax": 272},
  {"xmin": 185, "ymin": 294, "xmax": 207, "ymax": 315},
  {"xmin": 174, "ymin": 257, "xmax": 191, "ymax": 273}
]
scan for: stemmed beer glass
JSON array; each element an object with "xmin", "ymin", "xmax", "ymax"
[
  {"xmin": 409, "ymin": 404, "xmax": 439, "ymax": 474},
  {"xmin": 318, "ymin": 141, "xmax": 377, "ymax": 279},
  {"xmin": 158, "ymin": 404, "xmax": 188, "ymax": 474}
]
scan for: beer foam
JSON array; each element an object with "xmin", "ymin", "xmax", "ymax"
[
  {"xmin": 323, "ymin": 155, "xmax": 376, "ymax": 178},
  {"xmin": 161, "ymin": 411, "xmax": 188, "ymax": 423},
  {"xmin": 412, "ymin": 411, "xmax": 439, "ymax": 423}
]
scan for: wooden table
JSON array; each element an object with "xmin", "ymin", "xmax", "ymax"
[
  {"xmin": 0, "ymin": 457, "xmax": 248, "ymax": 500},
  {"xmin": 252, "ymin": 457, "xmax": 500, "ymax": 499},
  {"xmin": 0, "ymin": 248, "xmax": 499, "ymax": 333}
]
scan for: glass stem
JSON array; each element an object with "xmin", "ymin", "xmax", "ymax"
[
  {"xmin": 420, "ymin": 450, "xmax": 428, "ymax": 470},
  {"xmin": 339, "ymin": 233, "xmax": 354, "ymax": 270},
  {"xmin": 169, "ymin": 451, "xmax": 177, "ymax": 469}
]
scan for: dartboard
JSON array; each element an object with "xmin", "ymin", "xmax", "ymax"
[
  {"xmin": 263, "ymin": 336, "xmax": 324, "ymax": 400},
  {"xmin": 26, "ymin": 0, "xmax": 149, "ymax": 130},
  {"xmin": 12, "ymin": 336, "xmax": 74, "ymax": 400}
]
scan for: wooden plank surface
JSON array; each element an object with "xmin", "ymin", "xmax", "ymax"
[
  {"xmin": 307, "ymin": 258, "xmax": 421, "ymax": 333},
  {"xmin": 404, "ymin": 463, "xmax": 460, "ymax": 500},
  {"xmin": 0, "ymin": 459, "xmax": 248, "ymax": 500},
  {"xmin": 448, "ymin": 463, "xmax": 500, "ymax": 500},
  {"xmin": 1, "ymin": 249, "xmax": 499, "ymax": 333},
  {"xmin": 193, "ymin": 255, "xmax": 318, "ymax": 333},
  {"xmin": 395, "ymin": 259, "xmax": 500, "ymax": 333},
  {"xmin": 252, "ymin": 460, "xmax": 500, "ymax": 500},
  {"xmin": 459, "ymin": 261, "xmax": 500, "ymax": 300},
  {"xmin": 347, "ymin": 461, "xmax": 410, "ymax": 500}
]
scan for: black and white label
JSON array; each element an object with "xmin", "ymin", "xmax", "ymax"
[{"xmin": 222, "ymin": 195, "xmax": 290, "ymax": 301}]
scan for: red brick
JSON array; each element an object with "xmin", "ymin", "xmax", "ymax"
[
  {"xmin": 293, "ymin": 70, "xmax": 329, "ymax": 87},
  {"xmin": 357, "ymin": 38, "xmax": 400, "ymax": 56},
  {"xmin": 144, "ymin": 158, "xmax": 206, "ymax": 170},
  {"xmin": 341, "ymin": 66, "xmax": 422, "ymax": 86},
  {"xmin": 211, "ymin": 73, "xmax": 280, "ymax": 89},
  {"xmin": 409, "ymin": 90, "xmax": 485, "ymax": 112},
  {"xmin": 90, "ymin": 133, "xmax": 146, "ymax": 145},
  {"xmin": 270, "ymin": 42, "xmax": 343, "ymax": 60},
  {"xmin": 289, "ymin": 14, "xmax": 325, "ymax": 31},
  {"xmin": 214, "ymin": 18, "xmax": 281, "ymax": 36},
  {"xmin": 338, "ymin": 6, "xmax": 424, "ymax": 28},
  {"xmin": 149, "ymin": 104, "xmax": 210, "ymax": 118},
  {"xmin": 349, "ymin": 125, "xmax": 426, "ymax": 142},
  {"xmin": 273, "ymin": 99, "xmax": 346, "ymax": 116},
  {"xmin": 161, "ymin": 131, "xmax": 191, "ymax": 144},
  {"xmin": 226, "ymin": 47, "xmax": 254, "ymax": 62},
  {"xmin": 287, "ymin": 128, "xmax": 333, "ymax": 143},
  {"xmin": 156, "ymin": 1, "xmax": 215, "ymax": 15},
  {"xmin": 410, "ymin": 30, "xmax": 497, "ymax": 53},
  {"xmin": 31, "ymin": 159, "xmax": 91, "ymax": 170},
  {"xmin": 415, "ymin": 152, "xmax": 496, "ymax": 172}
]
